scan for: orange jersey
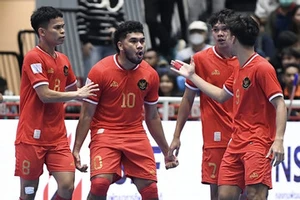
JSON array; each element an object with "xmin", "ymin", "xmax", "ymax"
[
  {"xmin": 15, "ymin": 46, "xmax": 77, "ymax": 146},
  {"xmin": 186, "ymin": 47, "xmax": 238, "ymax": 148},
  {"xmin": 224, "ymin": 54, "xmax": 283, "ymax": 155},
  {"xmin": 85, "ymin": 55, "xmax": 159, "ymax": 139}
]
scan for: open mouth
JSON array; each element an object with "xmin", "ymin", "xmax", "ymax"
[{"xmin": 137, "ymin": 51, "xmax": 144, "ymax": 58}]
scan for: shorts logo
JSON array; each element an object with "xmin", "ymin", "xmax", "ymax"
[
  {"xmin": 250, "ymin": 172, "xmax": 259, "ymax": 179},
  {"xmin": 137, "ymin": 79, "xmax": 148, "ymax": 90},
  {"xmin": 242, "ymin": 77, "xmax": 251, "ymax": 89},
  {"xmin": 63, "ymin": 65, "xmax": 69, "ymax": 76}
]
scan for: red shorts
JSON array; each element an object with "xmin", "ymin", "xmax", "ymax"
[
  {"xmin": 89, "ymin": 132, "xmax": 157, "ymax": 182},
  {"xmin": 218, "ymin": 150, "xmax": 272, "ymax": 190},
  {"xmin": 202, "ymin": 148, "xmax": 226, "ymax": 184},
  {"xmin": 15, "ymin": 142, "xmax": 75, "ymax": 180}
]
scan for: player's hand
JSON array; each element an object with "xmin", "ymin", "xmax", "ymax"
[
  {"xmin": 170, "ymin": 58, "xmax": 195, "ymax": 79},
  {"xmin": 0, "ymin": 93, "xmax": 3, "ymax": 103},
  {"xmin": 266, "ymin": 138, "xmax": 284, "ymax": 167},
  {"xmin": 72, "ymin": 151, "xmax": 88, "ymax": 172},
  {"xmin": 169, "ymin": 137, "xmax": 181, "ymax": 157},
  {"xmin": 76, "ymin": 82, "xmax": 99, "ymax": 99},
  {"xmin": 165, "ymin": 153, "xmax": 179, "ymax": 170}
]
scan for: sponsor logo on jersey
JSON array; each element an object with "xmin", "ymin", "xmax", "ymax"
[
  {"xmin": 110, "ymin": 81, "xmax": 119, "ymax": 87},
  {"xmin": 47, "ymin": 68, "xmax": 54, "ymax": 74},
  {"xmin": 211, "ymin": 69, "xmax": 220, "ymax": 75}
]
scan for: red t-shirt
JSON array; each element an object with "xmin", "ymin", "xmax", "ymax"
[
  {"xmin": 15, "ymin": 46, "xmax": 77, "ymax": 146},
  {"xmin": 186, "ymin": 47, "xmax": 238, "ymax": 148},
  {"xmin": 224, "ymin": 53, "xmax": 283, "ymax": 154},
  {"xmin": 84, "ymin": 55, "xmax": 159, "ymax": 139}
]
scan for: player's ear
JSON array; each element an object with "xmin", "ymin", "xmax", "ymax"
[
  {"xmin": 117, "ymin": 41, "xmax": 123, "ymax": 51},
  {"xmin": 38, "ymin": 27, "xmax": 46, "ymax": 37}
]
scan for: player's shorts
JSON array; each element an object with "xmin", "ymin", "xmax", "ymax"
[
  {"xmin": 201, "ymin": 147, "xmax": 226, "ymax": 185},
  {"xmin": 15, "ymin": 142, "xmax": 75, "ymax": 180},
  {"xmin": 89, "ymin": 131, "xmax": 157, "ymax": 182},
  {"xmin": 218, "ymin": 150, "xmax": 272, "ymax": 190}
]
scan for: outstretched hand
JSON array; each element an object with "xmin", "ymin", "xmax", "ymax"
[
  {"xmin": 170, "ymin": 58, "xmax": 195, "ymax": 79},
  {"xmin": 72, "ymin": 151, "xmax": 88, "ymax": 172}
]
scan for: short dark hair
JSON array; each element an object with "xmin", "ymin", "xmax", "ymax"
[
  {"xmin": 283, "ymin": 63, "xmax": 300, "ymax": 72},
  {"xmin": 31, "ymin": 6, "xmax": 63, "ymax": 37},
  {"xmin": 113, "ymin": 21, "xmax": 144, "ymax": 53},
  {"xmin": 207, "ymin": 8, "xmax": 235, "ymax": 27},
  {"xmin": 226, "ymin": 14, "xmax": 259, "ymax": 47}
]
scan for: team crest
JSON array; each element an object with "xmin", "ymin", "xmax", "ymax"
[
  {"xmin": 137, "ymin": 79, "xmax": 148, "ymax": 90},
  {"xmin": 63, "ymin": 65, "xmax": 69, "ymax": 76},
  {"xmin": 242, "ymin": 77, "xmax": 251, "ymax": 89}
]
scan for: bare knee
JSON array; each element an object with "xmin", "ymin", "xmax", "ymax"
[
  {"xmin": 218, "ymin": 185, "xmax": 241, "ymax": 200},
  {"xmin": 247, "ymin": 190, "xmax": 268, "ymax": 200},
  {"xmin": 246, "ymin": 184, "xmax": 268, "ymax": 200},
  {"xmin": 57, "ymin": 181, "xmax": 74, "ymax": 197}
]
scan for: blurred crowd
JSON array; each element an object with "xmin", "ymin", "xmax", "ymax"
[{"xmin": 2, "ymin": 0, "xmax": 300, "ymax": 120}]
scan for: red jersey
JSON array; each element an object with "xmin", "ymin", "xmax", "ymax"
[
  {"xmin": 15, "ymin": 46, "xmax": 77, "ymax": 146},
  {"xmin": 224, "ymin": 54, "xmax": 283, "ymax": 154},
  {"xmin": 186, "ymin": 47, "xmax": 238, "ymax": 148},
  {"xmin": 85, "ymin": 55, "xmax": 159, "ymax": 139}
]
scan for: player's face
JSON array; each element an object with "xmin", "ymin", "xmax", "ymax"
[
  {"xmin": 121, "ymin": 32, "xmax": 145, "ymax": 64},
  {"xmin": 42, "ymin": 17, "xmax": 65, "ymax": 45},
  {"xmin": 211, "ymin": 22, "xmax": 231, "ymax": 48}
]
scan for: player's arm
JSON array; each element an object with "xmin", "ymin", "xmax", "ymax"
[
  {"xmin": 0, "ymin": 93, "xmax": 3, "ymax": 103},
  {"xmin": 144, "ymin": 103, "xmax": 169, "ymax": 156},
  {"xmin": 169, "ymin": 88, "xmax": 196, "ymax": 156},
  {"xmin": 144, "ymin": 103, "xmax": 179, "ymax": 169},
  {"xmin": 34, "ymin": 82, "xmax": 99, "ymax": 103},
  {"xmin": 267, "ymin": 96, "xmax": 287, "ymax": 166},
  {"xmin": 171, "ymin": 60, "xmax": 231, "ymax": 103},
  {"xmin": 72, "ymin": 101, "xmax": 97, "ymax": 172}
]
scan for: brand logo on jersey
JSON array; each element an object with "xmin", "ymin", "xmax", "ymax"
[
  {"xmin": 63, "ymin": 65, "xmax": 69, "ymax": 76},
  {"xmin": 47, "ymin": 68, "xmax": 54, "ymax": 74},
  {"xmin": 242, "ymin": 77, "xmax": 251, "ymax": 89},
  {"xmin": 110, "ymin": 81, "xmax": 119, "ymax": 87},
  {"xmin": 137, "ymin": 79, "xmax": 148, "ymax": 90},
  {"xmin": 211, "ymin": 69, "xmax": 220, "ymax": 75}
]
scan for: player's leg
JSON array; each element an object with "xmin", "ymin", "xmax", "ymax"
[
  {"xmin": 51, "ymin": 172, "xmax": 74, "ymax": 200},
  {"xmin": 15, "ymin": 143, "xmax": 46, "ymax": 200},
  {"xmin": 19, "ymin": 178, "xmax": 39, "ymax": 200},
  {"xmin": 87, "ymin": 134, "xmax": 123, "ymax": 199},
  {"xmin": 243, "ymin": 151, "xmax": 271, "ymax": 200},
  {"xmin": 121, "ymin": 135, "xmax": 158, "ymax": 200},
  {"xmin": 246, "ymin": 184, "xmax": 268, "ymax": 200},
  {"xmin": 47, "ymin": 142, "xmax": 76, "ymax": 200},
  {"xmin": 218, "ymin": 151, "xmax": 244, "ymax": 200},
  {"xmin": 202, "ymin": 148, "xmax": 226, "ymax": 200},
  {"xmin": 87, "ymin": 174, "xmax": 114, "ymax": 200},
  {"xmin": 132, "ymin": 178, "xmax": 158, "ymax": 200}
]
